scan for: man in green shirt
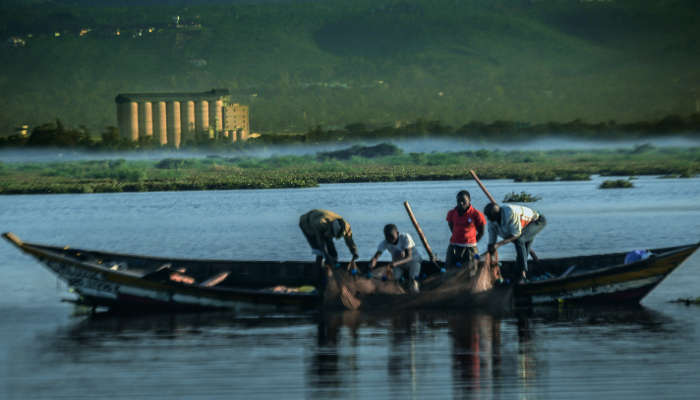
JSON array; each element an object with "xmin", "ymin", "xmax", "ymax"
[{"xmin": 299, "ymin": 209, "xmax": 359, "ymax": 268}]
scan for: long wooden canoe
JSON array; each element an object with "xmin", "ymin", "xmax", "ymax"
[{"xmin": 3, "ymin": 232, "xmax": 698, "ymax": 312}]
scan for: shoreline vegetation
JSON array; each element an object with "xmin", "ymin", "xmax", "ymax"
[
  {"xmin": 0, "ymin": 143, "xmax": 697, "ymax": 195},
  {"xmin": 503, "ymin": 191, "xmax": 542, "ymax": 202}
]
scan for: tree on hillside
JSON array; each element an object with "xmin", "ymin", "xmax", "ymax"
[
  {"xmin": 26, "ymin": 119, "xmax": 93, "ymax": 147},
  {"xmin": 101, "ymin": 126, "xmax": 120, "ymax": 146}
]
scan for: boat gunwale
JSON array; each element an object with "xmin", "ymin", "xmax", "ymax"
[
  {"xmin": 520, "ymin": 242, "xmax": 700, "ymax": 289},
  {"xmin": 8, "ymin": 233, "xmax": 698, "ymax": 276},
  {"xmin": 5, "ymin": 236, "xmax": 319, "ymax": 301}
]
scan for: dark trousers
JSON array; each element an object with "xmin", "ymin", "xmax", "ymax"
[
  {"xmin": 299, "ymin": 222, "xmax": 337, "ymax": 264},
  {"xmin": 514, "ymin": 214, "xmax": 546, "ymax": 275},
  {"xmin": 299, "ymin": 220, "xmax": 336, "ymax": 295},
  {"xmin": 445, "ymin": 244, "xmax": 477, "ymax": 270}
]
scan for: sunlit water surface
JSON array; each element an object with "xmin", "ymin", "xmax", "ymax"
[{"xmin": 1, "ymin": 176, "xmax": 700, "ymax": 399}]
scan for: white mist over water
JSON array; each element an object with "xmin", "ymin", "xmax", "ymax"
[{"xmin": 1, "ymin": 135, "xmax": 698, "ymax": 163}]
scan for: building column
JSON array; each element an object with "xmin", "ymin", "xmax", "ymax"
[
  {"xmin": 211, "ymin": 99, "xmax": 223, "ymax": 134},
  {"xmin": 139, "ymin": 101, "xmax": 153, "ymax": 138},
  {"xmin": 116, "ymin": 102, "xmax": 127, "ymax": 139},
  {"xmin": 167, "ymin": 101, "xmax": 181, "ymax": 148},
  {"xmin": 117, "ymin": 101, "xmax": 139, "ymax": 141},
  {"xmin": 154, "ymin": 101, "xmax": 167, "ymax": 145},
  {"xmin": 241, "ymin": 105, "xmax": 250, "ymax": 140},
  {"xmin": 196, "ymin": 100, "xmax": 210, "ymax": 137},
  {"xmin": 182, "ymin": 100, "xmax": 196, "ymax": 141}
]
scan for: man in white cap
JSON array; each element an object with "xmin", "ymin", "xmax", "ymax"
[{"xmin": 299, "ymin": 209, "xmax": 359, "ymax": 268}]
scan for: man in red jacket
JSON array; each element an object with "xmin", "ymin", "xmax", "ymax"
[{"xmin": 446, "ymin": 190, "xmax": 486, "ymax": 272}]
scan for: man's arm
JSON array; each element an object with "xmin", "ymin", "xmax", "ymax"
[
  {"xmin": 488, "ymin": 223, "xmax": 497, "ymax": 246},
  {"xmin": 369, "ymin": 251, "xmax": 383, "ymax": 269},
  {"xmin": 344, "ymin": 233, "xmax": 359, "ymax": 260},
  {"xmin": 487, "ymin": 223, "xmax": 512, "ymax": 254},
  {"xmin": 493, "ymin": 234, "xmax": 521, "ymax": 250},
  {"xmin": 475, "ymin": 212, "xmax": 486, "ymax": 243},
  {"xmin": 389, "ymin": 247, "xmax": 413, "ymax": 268}
]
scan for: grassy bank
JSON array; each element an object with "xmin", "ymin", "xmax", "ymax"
[{"xmin": 0, "ymin": 145, "xmax": 698, "ymax": 195}]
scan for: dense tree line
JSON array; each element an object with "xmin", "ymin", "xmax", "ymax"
[
  {"xmin": 1, "ymin": 114, "xmax": 699, "ymax": 151},
  {"xmin": 282, "ymin": 113, "xmax": 700, "ymax": 144}
]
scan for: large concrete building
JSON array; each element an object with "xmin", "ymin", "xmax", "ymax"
[{"xmin": 115, "ymin": 89, "xmax": 250, "ymax": 148}]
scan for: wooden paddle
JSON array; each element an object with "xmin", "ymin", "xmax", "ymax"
[
  {"xmin": 469, "ymin": 169, "xmax": 538, "ymax": 261},
  {"xmin": 403, "ymin": 201, "xmax": 438, "ymax": 263}
]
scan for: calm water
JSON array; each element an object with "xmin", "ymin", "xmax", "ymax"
[{"xmin": 1, "ymin": 176, "xmax": 700, "ymax": 399}]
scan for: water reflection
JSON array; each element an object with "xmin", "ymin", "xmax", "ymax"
[
  {"xmin": 449, "ymin": 312, "xmax": 502, "ymax": 399},
  {"xmin": 25, "ymin": 305, "xmax": 685, "ymax": 399},
  {"xmin": 310, "ymin": 311, "xmax": 362, "ymax": 392},
  {"xmin": 60, "ymin": 310, "xmax": 316, "ymax": 340},
  {"xmin": 516, "ymin": 311, "xmax": 537, "ymax": 398}
]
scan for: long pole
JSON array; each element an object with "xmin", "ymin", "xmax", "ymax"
[
  {"xmin": 403, "ymin": 201, "xmax": 437, "ymax": 262},
  {"xmin": 469, "ymin": 169, "xmax": 497, "ymax": 204}
]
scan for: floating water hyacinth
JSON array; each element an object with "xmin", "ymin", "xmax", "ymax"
[
  {"xmin": 503, "ymin": 191, "xmax": 542, "ymax": 202},
  {"xmin": 599, "ymin": 179, "xmax": 634, "ymax": 189}
]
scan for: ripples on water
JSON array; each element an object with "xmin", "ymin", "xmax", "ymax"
[
  {"xmin": 1, "ymin": 176, "xmax": 700, "ymax": 399},
  {"xmin": 5, "ymin": 307, "xmax": 699, "ymax": 399}
]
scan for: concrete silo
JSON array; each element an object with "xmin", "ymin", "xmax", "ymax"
[
  {"xmin": 116, "ymin": 100, "xmax": 139, "ymax": 141},
  {"xmin": 196, "ymin": 100, "xmax": 209, "ymax": 136},
  {"xmin": 182, "ymin": 100, "xmax": 196, "ymax": 141},
  {"xmin": 115, "ymin": 89, "xmax": 244, "ymax": 147},
  {"xmin": 167, "ymin": 101, "xmax": 181, "ymax": 148},
  {"xmin": 139, "ymin": 101, "xmax": 153, "ymax": 138},
  {"xmin": 211, "ymin": 99, "xmax": 223, "ymax": 134},
  {"xmin": 154, "ymin": 101, "xmax": 168, "ymax": 145}
]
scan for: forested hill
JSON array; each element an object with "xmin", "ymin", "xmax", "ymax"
[{"xmin": 1, "ymin": 0, "xmax": 699, "ymax": 135}]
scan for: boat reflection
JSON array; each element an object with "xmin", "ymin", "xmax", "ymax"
[{"xmin": 37, "ymin": 305, "xmax": 676, "ymax": 398}]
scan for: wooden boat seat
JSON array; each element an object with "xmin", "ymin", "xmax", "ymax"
[
  {"xmin": 199, "ymin": 272, "xmax": 230, "ymax": 288},
  {"xmin": 142, "ymin": 264, "xmax": 196, "ymax": 285}
]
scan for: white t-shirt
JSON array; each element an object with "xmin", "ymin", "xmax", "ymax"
[{"xmin": 377, "ymin": 232, "xmax": 421, "ymax": 261}]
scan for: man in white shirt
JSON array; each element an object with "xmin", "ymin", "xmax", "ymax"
[
  {"xmin": 484, "ymin": 203, "xmax": 546, "ymax": 282},
  {"xmin": 369, "ymin": 224, "xmax": 422, "ymax": 293}
]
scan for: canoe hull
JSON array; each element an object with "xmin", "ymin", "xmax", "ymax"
[
  {"xmin": 28, "ymin": 247, "xmax": 318, "ymax": 312},
  {"xmin": 4, "ymin": 233, "xmax": 698, "ymax": 312},
  {"xmin": 515, "ymin": 244, "xmax": 697, "ymax": 306}
]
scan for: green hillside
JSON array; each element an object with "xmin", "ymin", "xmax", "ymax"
[{"xmin": 1, "ymin": 0, "xmax": 699, "ymax": 135}]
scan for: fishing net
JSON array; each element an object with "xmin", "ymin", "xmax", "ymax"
[{"xmin": 325, "ymin": 253, "xmax": 509, "ymax": 310}]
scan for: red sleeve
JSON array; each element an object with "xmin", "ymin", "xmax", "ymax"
[{"xmin": 446, "ymin": 209, "xmax": 454, "ymax": 223}]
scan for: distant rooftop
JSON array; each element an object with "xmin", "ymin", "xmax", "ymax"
[{"xmin": 115, "ymin": 89, "xmax": 230, "ymax": 103}]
